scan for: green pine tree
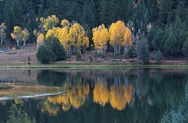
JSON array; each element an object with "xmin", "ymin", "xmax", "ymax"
[{"xmin": 136, "ymin": 38, "xmax": 150, "ymax": 64}]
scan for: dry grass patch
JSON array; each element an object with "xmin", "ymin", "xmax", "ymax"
[{"xmin": 0, "ymin": 83, "xmax": 63, "ymax": 97}]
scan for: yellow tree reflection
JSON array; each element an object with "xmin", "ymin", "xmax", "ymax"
[
  {"xmin": 41, "ymin": 97, "xmax": 60, "ymax": 116},
  {"xmin": 68, "ymin": 80, "xmax": 90, "ymax": 109},
  {"xmin": 93, "ymin": 78, "xmax": 109, "ymax": 106},
  {"xmin": 110, "ymin": 84, "xmax": 133, "ymax": 110}
]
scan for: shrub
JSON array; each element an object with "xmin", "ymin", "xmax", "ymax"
[
  {"xmin": 127, "ymin": 46, "xmax": 137, "ymax": 58},
  {"xmin": 46, "ymin": 36, "xmax": 66, "ymax": 60},
  {"xmin": 76, "ymin": 50, "xmax": 82, "ymax": 61},
  {"xmin": 136, "ymin": 38, "xmax": 150, "ymax": 64},
  {"xmin": 154, "ymin": 49, "xmax": 163, "ymax": 63},
  {"xmin": 36, "ymin": 45, "xmax": 56, "ymax": 63}
]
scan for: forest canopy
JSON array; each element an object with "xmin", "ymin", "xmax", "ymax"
[{"xmin": 0, "ymin": 0, "xmax": 188, "ymax": 61}]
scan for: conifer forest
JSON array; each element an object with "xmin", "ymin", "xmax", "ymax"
[{"xmin": 0, "ymin": 0, "xmax": 188, "ymax": 63}]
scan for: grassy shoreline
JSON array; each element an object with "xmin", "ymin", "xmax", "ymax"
[{"xmin": 0, "ymin": 62, "xmax": 188, "ymax": 69}]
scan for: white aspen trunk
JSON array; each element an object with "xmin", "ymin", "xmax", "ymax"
[
  {"xmin": 124, "ymin": 45, "xmax": 128, "ymax": 55},
  {"xmin": 23, "ymin": 41, "xmax": 26, "ymax": 47},
  {"xmin": 16, "ymin": 39, "xmax": 20, "ymax": 47},
  {"xmin": 0, "ymin": 38, "xmax": 2, "ymax": 47}
]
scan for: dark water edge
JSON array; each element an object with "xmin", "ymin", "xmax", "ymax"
[{"xmin": 0, "ymin": 68, "xmax": 187, "ymax": 123}]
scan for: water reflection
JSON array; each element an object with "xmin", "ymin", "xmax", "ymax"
[{"xmin": 0, "ymin": 69, "xmax": 187, "ymax": 123}]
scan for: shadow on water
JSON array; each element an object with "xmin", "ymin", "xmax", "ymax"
[{"xmin": 0, "ymin": 68, "xmax": 187, "ymax": 123}]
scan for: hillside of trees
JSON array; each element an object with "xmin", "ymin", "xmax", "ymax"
[{"xmin": 0, "ymin": 0, "xmax": 188, "ymax": 64}]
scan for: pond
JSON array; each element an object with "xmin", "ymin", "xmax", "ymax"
[{"xmin": 0, "ymin": 68, "xmax": 187, "ymax": 123}]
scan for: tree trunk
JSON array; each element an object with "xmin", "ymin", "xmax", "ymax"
[
  {"xmin": 23, "ymin": 41, "xmax": 26, "ymax": 47},
  {"xmin": 0, "ymin": 38, "xmax": 2, "ymax": 47},
  {"xmin": 16, "ymin": 39, "xmax": 20, "ymax": 47}
]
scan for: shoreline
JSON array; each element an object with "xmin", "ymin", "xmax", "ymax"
[{"xmin": 0, "ymin": 62, "xmax": 188, "ymax": 69}]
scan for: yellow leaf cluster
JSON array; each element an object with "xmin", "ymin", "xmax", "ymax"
[
  {"xmin": 69, "ymin": 23, "xmax": 89, "ymax": 49},
  {"xmin": 61, "ymin": 19, "xmax": 70, "ymax": 28},
  {"xmin": 42, "ymin": 98, "xmax": 60, "ymax": 116},
  {"xmin": 109, "ymin": 20, "xmax": 132, "ymax": 47},
  {"xmin": 11, "ymin": 26, "xmax": 22, "ymax": 40},
  {"xmin": 93, "ymin": 78, "xmax": 109, "ymax": 106},
  {"xmin": 0, "ymin": 23, "xmax": 6, "ymax": 37},
  {"xmin": 36, "ymin": 33, "xmax": 44, "ymax": 47},
  {"xmin": 110, "ymin": 84, "xmax": 133, "ymax": 110},
  {"xmin": 21, "ymin": 28, "xmax": 29, "ymax": 42},
  {"xmin": 43, "ymin": 15, "xmax": 59, "ymax": 31},
  {"xmin": 92, "ymin": 24, "xmax": 109, "ymax": 54}
]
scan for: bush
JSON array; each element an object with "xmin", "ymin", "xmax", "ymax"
[
  {"xmin": 127, "ymin": 46, "xmax": 137, "ymax": 58},
  {"xmin": 154, "ymin": 49, "xmax": 163, "ymax": 63},
  {"xmin": 76, "ymin": 50, "xmax": 82, "ymax": 61},
  {"xmin": 46, "ymin": 36, "xmax": 66, "ymax": 60},
  {"xmin": 136, "ymin": 38, "xmax": 150, "ymax": 64},
  {"xmin": 36, "ymin": 45, "xmax": 56, "ymax": 63}
]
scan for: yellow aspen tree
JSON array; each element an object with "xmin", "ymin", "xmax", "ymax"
[
  {"xmin": 69, "ymin": 23, "xmax": 89, "ymax": 54},
  {"xmin": 21, "ymin": 28, "xmax": 29, "ymax": 47},
  {"xmin": 44, "ymin": 15, "xmax": 59, "ymax": 31},
  {"xmin": 38, "ymin": 17, "xmax": 46, "ymax": 34},
  {"xmin": 36, "ymin": 33, "xmax": 44, "ymax": 48},
  {"xmin": 42, "ymin": 98, "xmax": 60, "ymax": 115},
  {"xmin": 0, "ymin": 23, "xmax": 6, "ymax": 47},
  {"xmin": 109, "ymin": 83, "xmax": 133, "ymax": 110},
  {"xmin": 61, "ymin": 19, "xmax": 70, "ymax": 28},
  {"xmin": 92, "ymin": 24, "xmax": 109, "ymax": 55},
  {"xmin": 110, "ymin": 85, "xmax": 127, "ymax": 110},
  {"xmin": 38, "ymin": 15, "xmax": 59, "ymax": 34},
  {"xmin": 11, "ymin": 26, "xmax": 22, "ymax": 47},
  {"xmin": 93, "ymin": 78, "xmax": 109, "ymax": 106},
  {"xmin": 57, "ymin": 27, "xmax": 70, "ymax": 55},
  {"xmin": 122, "ymin": 27, "xmax": 132, "ymax": 53},
  {"xmin": 109, "ymin": 20, "xmax": 132, "ymax": 55}
]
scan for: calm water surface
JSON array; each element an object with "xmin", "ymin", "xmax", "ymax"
[{"xmin": 0, "ymin": 69, "xmax": 187, "ymax": 123}]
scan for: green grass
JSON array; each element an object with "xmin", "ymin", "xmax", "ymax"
[{"xmin": 0, "ymin": 62, "xmax": 188, "ymax": 69}]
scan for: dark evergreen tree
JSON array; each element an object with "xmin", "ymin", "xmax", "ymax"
[
  {"xmin": 29, "ymin": 0, "xmax": 40, "ymax": 15},
  {"xmin": 136, "ymin": 38, "xmax": 150, "ymax": 64},
  {"xmin": 175, "ymin": 1, "xmax": 185, "ymax": 21},
  {"xmin": 81, "ymin": 0, "xmax": 95, "ymax": 28},
  {"xmin": 67, "ymin": 2, "xmax": 80, "ymax": 22},
  {"xmin": 132, "ymin": 1, "xmax": 150, "ymax": 32},
  {"xmin": 11, "ymin": 0, "xmax": 23, "ymax": 27},
  {"xmin": 46, "ymin": 36, "xmax": 66, "ymax": 60},
  {"xmin": 27, "ymin": 9, "xmax": 37, "ymax": 43},
  {"xmin": 165, "ymin": 32, "xmax": 178, "ymax": 58},
  {"xmin": 147, "ymin": 27, "xmax": 158, "ymax": 51},
  {"xmin": 182, "ymin": 37, "xmax": 188, "ymax": 61},
  {"xmin": 36, "ymin": 44, "xmax": 56, "ymax": 63},
  {"xmin": 127, "ymin": 46, "xmax": 137, "ymax": 59},
  {"xmin": 4, "ymin": 9, "xmax": 14, "ymax": 41},
  {"xmin": 152, "ymin": 28, "xmax": 163, "ymax": 51},
  {"xmin": 145, "ymin": 0, "xmax": 159, "ymax": 23},
  {"xmin": 99, "ymin": 0, "xmax": 117, "ymax": 27},
  {"xmin": 0, "ymin": 0, "xmax": 5, "ymax": 23},
  {"xmin": 159, "ymin": 0, "xmax": 172, "ymax": 25},
  {"xmin": 154, "ymin": 49, "xmax": 163, "ymax": 63}
]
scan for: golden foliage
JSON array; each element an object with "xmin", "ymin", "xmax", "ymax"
[
  {"xmin": 68, "ymin": 81, "xmax": 89, "ymax": 109},
  {"xmin": 21, "ymin": 28, "xmax": 29, "ymax": 46},
  {"xmin": 109, "ymin": 20, "xmax": 132, "ymax": 48},
  {"xmin": 42, "ymin": 98, "xmax": 60, "ymax": 116},
  {"xmin": 0, "ymin": 23, "xmax": 6, "ymax": 37},
  {"xmin": 93, "ymin": 78, "xmax": 109, "ymax": 106},
  {"xmin": 92, "ymin": 24, "xmax": 109, "ymax": 54},
  {"xmin": 43, "ymin": 15, "xmax": 59, "ymax": 31},
  {"xmin": 69, "ymin": 23, "xmax": 89, "ymax": 49},
  {"xmin": 61, "ymin": 19, "xmax": 70, "ymax": 28},
  {"xmin": 110, "ymin": 83, "xmax": 133, "ymax": 110},
  {"xmin": 11, "ymin": 26, "xmax": 22, "ymax": 40},
  {"xmin": 36, "ymin": 33, "xmax": 44, "ymax": 47}
]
